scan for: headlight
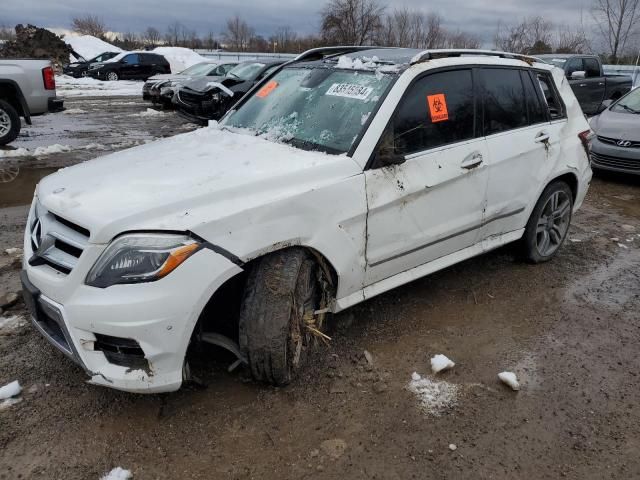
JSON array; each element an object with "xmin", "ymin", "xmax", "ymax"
[{"xmin": 86, "ymin": 233, "xmax": 201, "ymax": 288}]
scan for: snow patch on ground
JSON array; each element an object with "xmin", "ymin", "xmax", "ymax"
[
  {"xmin": 64, "ymin": 35, "xmax": 121, "ymax": 62},
  {"xmin": 0, "ymin": 380, "xmax": 21, "ymax": 400},
  {"xmin": 1, "ymin": 142, "xmax": 108, "ymax": 159},
  {"xmin": 0, "ymin": 148, "xmax": 30, "ymax": 158},
  {"xmin": 407, "ymin": 372, "xmax": 458, "ymax": 416},
  {"xmin": 130, "ymin": 108, "xmax": 164, "ymax": 118},
  {"xmin": 152, "ymin": 46, "xmax": 211, "ymax": 73},
  {"xmin": 101, "ymin": 467, "xmax": 132, "ymax": 480},
  {"xmin": 56, "ymin": 75, "xmax": 142, "ymax": 97},
  {"xmin": 431, "ymin": 354, "xmax": 455, "ymax": 374},
  {"xmin": 63, "ymin": 108, "xmax": 87, "ymax": 114},
  {"xmin": 0, "ymin": 315, "xmax": 25, "ymax": 331}
]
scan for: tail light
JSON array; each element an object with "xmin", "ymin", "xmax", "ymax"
[
  {"xmin": 578, "ymin": 130, "xmax": 594, "ymax": 157},
  {"xmin": 42, "ymin": 66, "xmax": 56, "ymax": 90}
]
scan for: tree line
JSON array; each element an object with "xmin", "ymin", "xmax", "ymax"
[{"xmin": 4, "ymin": 0, "xmax": 638, "ymax": 63}]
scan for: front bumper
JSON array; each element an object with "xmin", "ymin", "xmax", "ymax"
[
  {"xmin": 590, "ymin": 138, "xmax": 640, "ymax": 175},
  {"xmin": 22, "ymin": 220, "xmax": 243, "ymax": 393}
]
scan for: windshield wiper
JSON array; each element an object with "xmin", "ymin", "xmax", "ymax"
[
  {"xmin": 618, "ymin": 104, "xmax": 640, "ymax": 114},
  {"xmin": 227, "ymin": 72, "xmax": 240, "ymax": 79},
  {"xmin": 286, "ymin": 137, "xmax": 343, "ymax": 155}
]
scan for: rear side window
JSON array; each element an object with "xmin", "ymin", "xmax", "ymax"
[
  {"xmin": 480, "ymin": 68, "xmax": 527, "ymax": 135},
  {"xmin": 583, "ymin": 58, "xmax": 601, "ymax": 78},
  {"xmin": 536, "ymin": 73, "xmax": 565, "ymax": 120},
  {"xmin": 392, "ymin": 69, "xmax": 475, "ymax": 155},
  {"xmin": 523, "ymin": 72, "xmax": 548, "ymax": 125},
  {"xmin": 123, "ymin": 54, "xmax": 139, "ymax": 64}
]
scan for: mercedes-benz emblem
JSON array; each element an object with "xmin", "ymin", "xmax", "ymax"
[
  {"xmin": 617, "ymin": 140, "xmax": 632, "ymax": 147},
  {"xmin": 31, "ymin": 218, "xmax": 43, "ymax": 250}
]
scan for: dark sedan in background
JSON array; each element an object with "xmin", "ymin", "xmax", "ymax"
[
  {"xmin": 88, "ymin": 52, "xmax": 171, "ymax": 81},
  {"xmin": 174, "ymin": 59, "xmax": 285, "ymax": 124},
  {"xmin": 143, "ymin": 61, "xmax": 237, "ymax": 108},
  {"xmin": 63, "ymin": 51, "xmax": 121, "ymax": 78},
  {"xmin": 590, "ymin": 87, "xmax": 640, "ymax": 175}
]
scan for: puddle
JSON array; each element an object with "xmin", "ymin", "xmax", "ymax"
[{"xmin": 0, "ymin": 166, "xmax": 58, "ymax": 208}]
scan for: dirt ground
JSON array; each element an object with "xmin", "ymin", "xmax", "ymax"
[{"xmin": 1, "ymin": 97, "xmax": 639, "ymax": 480}]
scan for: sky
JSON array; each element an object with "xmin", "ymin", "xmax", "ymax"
[{"xmin": 0, "ymin": 0, "xmax": 592, "ymax": 43}]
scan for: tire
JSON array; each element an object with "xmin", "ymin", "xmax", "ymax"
[
  {"xmin": 106, "ymin": 71, "xmax": 119, "ymax": 81},
  {"xmin": 0, "ymin": 99, "xmax": 20, "ymax": 146},
  {"xmin": 522, "ymin": 181, "xmax": 573, "ymax": 263},
  {"xmin": 239, "ymin": 248, "xmax": 322, "ymax": 386}
]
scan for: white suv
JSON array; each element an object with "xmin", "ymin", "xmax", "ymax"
[{"xmin": 21, "ymin": 48, "xmax": 592, "ymax": 393}]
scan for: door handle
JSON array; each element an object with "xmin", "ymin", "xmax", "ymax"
[
  {"xmin": 461, "ymin": 152, "xmax": 483, "ymax": 170},
  {"xmin": 535, "ymin": 131, "xmax": 550, "ymax": 143}
]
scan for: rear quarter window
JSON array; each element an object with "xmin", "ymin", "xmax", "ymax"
[
  {"xmin": 480, "ymin": 68, "xmax": 528, "ymax": 135},
  {"xmin": 536, "ymin": 72, "xmax": 566, "ymax": 120}
]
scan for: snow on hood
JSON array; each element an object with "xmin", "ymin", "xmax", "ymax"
[
  {"xmin": 181, "ymin": 75, "xmax": 228, "ymax": 92},
  {"xmin": 37, "ymin": 125, "xmax": 360, "ymax": 243}
]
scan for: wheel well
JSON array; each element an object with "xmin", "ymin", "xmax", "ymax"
[
  {"xmin": 0, "ymin": 83, "xmax": 25, "ymax": 117},
  {"xmin": 191, "ymin": 246, "xmax": 338, "ymax": 343},
  {"xmin": 550, "ymin": 172, "xmax": 578, "ymax": 201}
]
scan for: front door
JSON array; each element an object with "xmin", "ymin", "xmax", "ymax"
[
  {"xmin": 364, "ymin": 69, "xmax": 489, "ymax": 286},
  {"xmin": 120, "ymin": 54, "xmax": 141, "ymax": 79}
]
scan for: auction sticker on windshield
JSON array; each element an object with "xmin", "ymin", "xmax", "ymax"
[
  {"xmin": 257, "ymin": 80, "xmax": 279, "ymax": 98},
  {"xmin": 326, "ymin": 83, "xmax": 373, "ymax": 100}
]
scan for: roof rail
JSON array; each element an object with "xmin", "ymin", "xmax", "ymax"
[
  {"xmin": 410, "ymin": 49, "xmax": 539, "ymax": 65},
  {"xmin": 291, "ymin": 46, "xmax": 389, "ymax": 63}
]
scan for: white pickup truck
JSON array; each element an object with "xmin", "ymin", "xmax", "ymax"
[{"xmin": 0, "ymin": 58, "xmax": 64, "ymax": 145}]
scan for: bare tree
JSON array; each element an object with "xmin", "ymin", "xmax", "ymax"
[
  {"xmin": 320, "ymin": 0, "xmax": 385, "ymax": 45},
  {"xmin": 71, "ymin": 15, "xmax": 107, "ymax": 38},
  {"xmin": 423, "ymin": 13, "xmax": 446, "ymax": 48},
  {"xmin": 0, "ymin": 25, "xmax": 16, "ymax": 42},
  {"xmin": 271, "ymin": 26, "xmax": 298, "ymax": 52},
  {"xmin": 556, "ymin": 26, "xmax": 590, "ymax": 53},
  {"xmin": 165, "ymin": 21, "xmax": 184, "ymax": 46},
  {"xmin": 142, "ymin": 27, "xmax": 161, "ymax": 47},
  {"xmin": 222, "ymin": 15, "xmax": 254, "ymax": 51},
  {"xmin": 592, "ymin": 0, "xmax": 640, "ymax": 61},
  {"xmin": 494, "ymin": 16, "xmax": 554, "ymax": 53},
  {"xmin": 444, "ymin": 30, "xmax": 481, "ymax": 49},
  {"xmin": 204, "ymin": 31, "xmax": 218, "ymax": 50}
]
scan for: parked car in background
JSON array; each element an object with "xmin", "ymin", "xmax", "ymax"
[
  {"xmin": 63, "ymin": 51, "xmax": 121, "ymax": 78},
  {"xmin": 88, "ymin": 52, "xmax": 171, "ymax": 81},
  {"xmin": 143, "ymin": 61, "xmax": 237, "ymax": 108},
  {"xmin": 589, "ymin": 87, "xmax": 640, "ymax": 175},
  {"xmin": 0, "ymin": 59, "xmax": 63, "ymax": 145},
  {"xmin": 174, "ymin": 59, "xmax": 285, "ymax": 124},
  {"xmin": 538, "ymin": 54, "xmax": 632, "ymax": 115},
  {"xmin": 22, "ymin": 48, "xmax": 592, "ymax": 393}
]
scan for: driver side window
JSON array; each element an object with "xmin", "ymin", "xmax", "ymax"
[
  {"xmin": 392, "ymin": 69, "xmax": 475, "ymax": 156},
  {"xmin": 123, "ymin": 54, "xmax": 139, "ymax": 64}
]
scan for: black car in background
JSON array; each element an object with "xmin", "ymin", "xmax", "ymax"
[
  {"xmin": 142, "ymin": 61, "xmax": 238, "ymax": 108},
  {"xmin": 63, "ymin": 51, "xmax": 121, "ymax": 78},
  {"xmin": 88, "ymin": 52, "xmax": 171, "ymax": 81},
  {"xmin": 174, "ymin": 59, "xmax": 285, "ymax": 124}
]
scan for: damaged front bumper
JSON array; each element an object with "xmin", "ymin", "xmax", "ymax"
[{"xmin": 21, "ymin": 238, "xmax": 242, "ymax": 393}]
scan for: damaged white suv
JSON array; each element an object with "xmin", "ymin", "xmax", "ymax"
[{"xmin": 22, "ymin": 48, "xmax": 592, "ymax": 393}]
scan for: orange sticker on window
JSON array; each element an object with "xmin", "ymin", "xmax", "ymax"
[
  {"xmin": 256, "ymin": 80, "xmax": 279, "ymax": 98},
  {"xmin": 427, "ymin": 94, "xmax": 449, "ymax": 122}
]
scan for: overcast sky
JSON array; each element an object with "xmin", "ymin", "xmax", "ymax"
[{"xmin": 1, "ymin": 0, "xmax": 592, "ymax": 43}]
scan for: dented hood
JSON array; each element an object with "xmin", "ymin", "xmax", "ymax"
[
  {"xmin": 592, "ymin": 108, "xmax": 640, "ymax": 141},
  {"xmin": 36, "ymin": 126, "xmax": 360, "ymax": 244}
]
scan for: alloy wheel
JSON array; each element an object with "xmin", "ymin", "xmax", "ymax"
[
  {"xmin": 0, "ymin": 109, "xmax": 11, "ymax": 137},
  {"xmin": 535, "ymin": 190, "xmax": 571, "ymax": 257}
]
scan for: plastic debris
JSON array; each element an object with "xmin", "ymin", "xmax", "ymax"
[
  {"xmin": 431, "ymin": 354, "xmax": 455, "ymax": 374},
  {"xmin": 498, "ymin": 372, "xmax": 520, "ymax": 391}
]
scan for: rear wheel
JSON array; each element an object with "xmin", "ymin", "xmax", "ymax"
[
  {"xmin": 522, "ymin": 181, "xmax": 573, "ymax": 263},
  {"xmin": 239, "ymin": 248, "xmax": 324, "ymax": 386},
  {"xmin": 106, "ymin": 71, "xmax": 119, "ymax": 81},
  {"xmin": 0, "ymin": 100, "xmax": 20, "ymax": 146}
]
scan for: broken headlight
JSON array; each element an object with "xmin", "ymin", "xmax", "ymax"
[{"xmin": 86, "ymin": 234, "xmax": 201, "ymax": 288}]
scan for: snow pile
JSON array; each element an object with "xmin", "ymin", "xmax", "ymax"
[
  {"xmin": 1, "ymin": 143, "xmax": 108, "ymax": 159},
  {"xmin": 430, "ymin": 354, "xmax": 455, "ymax": 374},
  {"xmin": 55, "ymin": 75, "xmax": 142, "ymax": 97},
  {"xmin": 130, "ymin": 108, "xmax": 164, "ymax": 118},
  {"xmin": 0, "ymin": 380, "xmax": 22, "ymax": 410},
  {"xmin": 64, "ymin": 35, "xmax": 121, "ymax": 62},
  {"xmin": 498, "ymin": 371, "xmax": 520, "ymax": 391},
  {"xmin": 407, "ymin": 372, "xmax": 458, "ymax": 416},
  {"xmin": 0, "ymin": 147, "xmax": 30, "ymax": 158},
  {"xmin": 152, "ymin": 47, "xmax": 210, "ymax": 73},
  {"xmin": 0, "ymin": 315, "xmax": 25, "ymax": 331},
  {"xmin": 63, "ymin": 108, "xmax": 87, "ymax": 114},
  {"xmin": 101, "ymin": 467, "xmax": 132, "ymax": 480},
  {"xmin": 336, "ymin": 55, "xmax": 380, "ymax": 70},
  {"xmin": 34, "ymin": 144, "xmax": 71, "ymax": 156}
]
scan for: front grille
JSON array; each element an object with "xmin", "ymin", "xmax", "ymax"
[
  {"xmin": 597, "ymin": 136, "xmax": 640, "ymax": 148},
  {"xmin": 178, "ymin": 89, "xmax": 205, "ymax": 106},
  {"xmin": 94, "ymin": 334, "xmax": 149, "ymax": 371},
  {"xmin": 591, "ymin": 152, "xmax": 640, "ymax": 171},
  {"xmin": 29, "ymin": 203, "xmax": 90, "ymax": 275}
]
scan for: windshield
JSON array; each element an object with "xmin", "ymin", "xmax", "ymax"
[
  {"xmin": 180, "ymin": 62, "xmax": 217, "ymax": 76},
  {"xmin": 226, "ymin": 62, "xmax": 266, "ymax": 81},
  {"xmin": 545, "ymin": 58, "xmax": 567, "ymax": 69},
  {"xmin": 611, "ymin": 88, "xmax": 640, "ymax": 114},
  {"xmin": 223, "ymin": 66, "xmax": 394, "ymax": 154}
]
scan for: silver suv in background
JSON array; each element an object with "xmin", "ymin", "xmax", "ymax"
[{"xmin": 0, "ymin": 58, "xmax": 63, "ymax": 145}]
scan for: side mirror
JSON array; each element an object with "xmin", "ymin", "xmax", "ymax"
[{"xmin": 570, "ymin": 70, "xmax": 586, "ymax": 80}]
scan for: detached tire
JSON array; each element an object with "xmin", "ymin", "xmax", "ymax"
[
  {"xmin": 522, "ymin": 181, "xmax": 573, "ymax": 263},
  {"xmin": 239, "ymin": 248, "xmax": 322, "ymax": 386},
  {"xmin": 0, "ymin": 100, "xmax": 20, "ymax": 146}
]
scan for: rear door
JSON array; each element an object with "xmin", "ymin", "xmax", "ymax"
[
  {"xmin": 480, "ymin": 67, "xmax": 564, "ymax": 241},
  {"xmin": 565, "ymin": 57, "xmax": 591, "ymax": 112},
  {"xmin": 582, "ymin": 57, "xmax": 606, "ymax": 113},
  {"xmin": 364, "ymin": 68, "xmax": 489, "ymax": 286}
]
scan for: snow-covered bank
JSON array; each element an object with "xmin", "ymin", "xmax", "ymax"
[
  {"xmin": 56, "ymin": 75, "xmax": 142, "ymax": 97},
  {"xmin": 64, "ymin": 35, "xmax": 122, "ymax": 61},
  {"xmin": 152, "ymin": 46, "xmax": 211, "ymax": 73}
]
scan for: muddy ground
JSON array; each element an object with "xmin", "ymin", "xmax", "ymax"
[{"xmin": 1, "ymin": 97, "xmax": 639, "ymax": 479}]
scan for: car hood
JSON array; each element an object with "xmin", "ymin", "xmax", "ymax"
[
  {"xmin": 37, "ymin": 126, "xmax": 360, "ymax": 244},
  {"xmin": 593, "ymin": 108, "xmax": 640, "ymax": 140},
  {"xmin": 147, "ymin": 73, "xmax": 189, "ymax": 83},
  {"xmin": 181, "ymin": 75, "xmax": 232, "ymax": 92}
]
